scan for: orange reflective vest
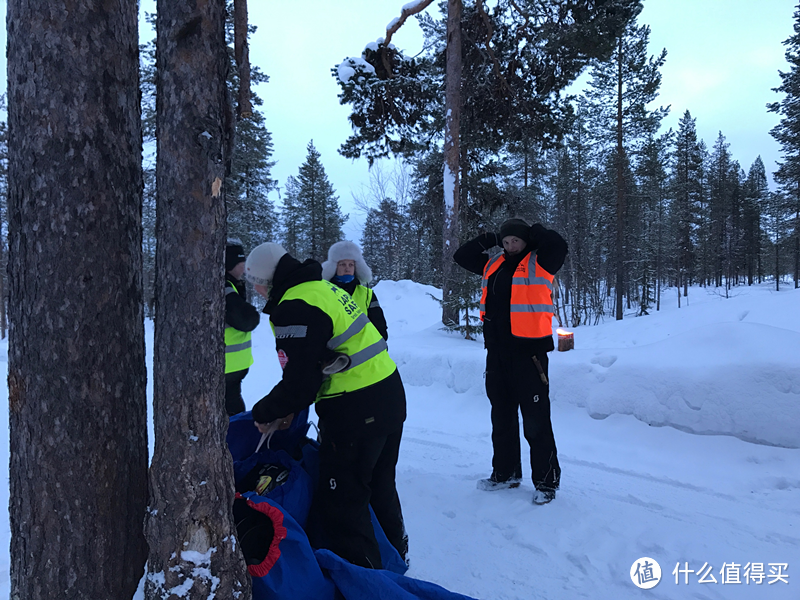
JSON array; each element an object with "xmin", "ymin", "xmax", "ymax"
[{"xmin": 480, "ymin": 251, "xmax": 555, "ymax": 339}]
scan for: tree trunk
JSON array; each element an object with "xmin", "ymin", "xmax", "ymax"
[
  {"xmin": 145, "ymin": 1, "xmax": 250, "ymax": 598},
  {"xmin": 441, "ymin": 0, "xmax": 462, "ymax": 327},
  {"xmin": 234, "ymin": 0, "xmax": 252, "ymax": 118},
  {"xmin": 0, "ymin": 232, "xmax": 5, "ymax": 339},
  {"xmin": 615, "ymin": 37, "xmax": 625, "ymax": 321},
  {"xmin": 795, "ymin": 206, "xmax": 799, "ymax": 288},
  {"xmin": 7, "ymin": 2, "xmax": 148, "ymax": 598}
]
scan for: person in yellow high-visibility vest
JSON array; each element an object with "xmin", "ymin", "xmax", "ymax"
[
  {"xmin": 322, "ymin": 240, "xmax": 388, "ymax": 340},
  {"xmin": 454, "ymin": 218, "xmax": 567, "ymax": 505},
  {"xmin": 245, "ymin": 242, "xmax": 408, "ymax": 569},
  {"xmin": 225, "ymin": 240, "xmax": 260, "ymax": 416}
]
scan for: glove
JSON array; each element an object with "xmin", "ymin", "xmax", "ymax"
[
  {"xmin": 528, "ymin": 224, "xmax": 546, "ymax": 249},
  {"xmin": 478, "ymin": 232, "xmax": 499, "ymax": 250}
]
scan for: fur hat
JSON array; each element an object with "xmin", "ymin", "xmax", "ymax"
[
  {"xmin": 499, "ymin": 218, "xmax": 530, "ymax": 242},
  {"xmin": 245, "ymin": 242, "xmax": 287, "ymax": 286},
  {"xmin": 321, "ymin": 240, "xmax": 372, "ymax": 284}
]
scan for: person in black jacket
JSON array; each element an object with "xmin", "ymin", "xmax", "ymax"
[
  {"xmin": 321, "ymin": 240, "xmax": 388, "ymax": 340},
  {"xmin": 225, "ymin": 240, "xmax": 260, "ymax": 416},
  {"xmin": 244, "ymin": 242, "xmax": 408, "ymax": 569},
  {"xmin": 454, "ymin": 218, "xmax": 568, "ymax": 505}
]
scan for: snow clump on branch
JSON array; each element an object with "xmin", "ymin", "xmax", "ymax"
[{"xmin": 336, "ymin": 57, "xmax": 376, "ymax": 84}]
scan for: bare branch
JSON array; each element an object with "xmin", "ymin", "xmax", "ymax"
[{"xmin": 380, "ymin": 0, "xmax": 436, "ymax": 77}]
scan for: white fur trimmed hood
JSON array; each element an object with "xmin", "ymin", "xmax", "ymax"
[{"xmin": 321, "ymin": 240, "xmax": 373, "ymax": 284}]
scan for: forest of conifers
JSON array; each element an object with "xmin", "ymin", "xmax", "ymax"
[{"xmin": 2, "ymin": 2, "xmax": 799, "ymax": 334}]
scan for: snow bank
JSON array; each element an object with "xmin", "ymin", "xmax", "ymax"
[{"xmin": 380, "ymin": 281, "xmax": 800, "ymax": 448}]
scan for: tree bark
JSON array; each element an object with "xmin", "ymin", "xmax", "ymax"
[
  {"xmin": 0, "ymin": 228, "xmax": 5, "ymax": 339},
  {"xmin": 795, "ymin": 205, "xmax": 799, "ymax": 288},
  {"xmin": 441, "ymin": 0, "xmax": 462, "ymax": 327},
  {"xmin": 145, "ymin": 1, "xmax": 250, "ymax": 598},
  {"xmin": 7, "ymin": 1, "xmax": 148, "ymax": 598},
  {"xmin": 615, "ymin": 36, "xmax": 625, "ymax": 321},
  {"xmin": 234, "ymin": 0, "xmax": 252, "ymax": 118}
]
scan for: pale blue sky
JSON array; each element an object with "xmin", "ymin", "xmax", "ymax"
[
  {"xmin": 153, "ymin": 0, "xmax": 797, "ymax": 238},
  {"xmin": 2, "ymin": 0, "xmax": 795, "ymax": 240}
]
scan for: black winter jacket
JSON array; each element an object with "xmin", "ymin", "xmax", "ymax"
[
  {"xmin": 225, "ymin": 274, "xmax": 260, "ymax": 333},
  {"xmin": 331, "ymin": 278, "xmax": 389, "ymax": 341},
  {"xmin": 453, "ymin": 224, "xmax": 568, "ymax": 354},
  {"xmin": 252, "ymin": 255, "xmax": 406, "ymax": 440}
]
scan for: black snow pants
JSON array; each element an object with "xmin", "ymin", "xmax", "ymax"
[
  {"xmin": 314, "ymin": 426, "xmax": 407, "ymax": 569},
  {"xmin": 485, "ymin": 348, "xmax": 561, "ymax": 490},
  {"xmin": 225, "ymin": 368, "xmax": 248, "ymax": 416}
]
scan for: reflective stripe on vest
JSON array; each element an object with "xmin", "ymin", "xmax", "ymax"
[
  {"xmin": 278, "ymin": 281, "xmax": 396, "ymax": 400},
  {"xmin": 225, "ymin": 283, "xmax": 254, "ymax": 374},
  {"xmin": 480, "ymin": 251, "xmax": 555, "ymax": 339}
]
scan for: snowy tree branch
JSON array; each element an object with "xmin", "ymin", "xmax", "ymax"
[{"xmin": 381, "ymin": 0, "xmax": 436, "ymax": 77}]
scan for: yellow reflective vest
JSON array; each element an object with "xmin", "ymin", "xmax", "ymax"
[
  {"xmin": 225, "ymin": 285, "xmax": 254, "ymax": 374},
  {"xmin": 277, "ymin": 280, "xmax": 396, "ymax": 400},
  {"xmin": 351, "ymin": 285, "xmax": 377, "ymax": 316}
]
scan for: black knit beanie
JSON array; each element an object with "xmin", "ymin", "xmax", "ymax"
[
  {"xmin": 226, "ymin": 242, "xmax": 246, "ymax": 272},
  {"xmin": 499, "ymin": 218, "xmax": 530, "ymax": 242}
]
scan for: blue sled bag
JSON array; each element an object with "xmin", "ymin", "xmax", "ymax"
[
  {"xmin": 235, "ymin": 493, "xmax": 336, "ymax": 600},
  {"xmin": 227, "ymin": 408, "xmax": 311, "ymax": 462},
  {"xmin": 234, "ymin": 447, "xmax": 313, "ymax": 529},
  {"xmin": 316, "ymin": 549, "xmax": 479, "ymax": 600}
]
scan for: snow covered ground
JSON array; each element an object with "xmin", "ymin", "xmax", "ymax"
[{"xmin": 1, "ymin": 280, "xmax": 799, "ymax": 599}]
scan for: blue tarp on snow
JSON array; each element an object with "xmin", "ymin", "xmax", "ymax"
[
  {"xmin": 227, "ymin": 412, "xmax": 481, "ymax": 600},
  {"xmin": 240, "ymin": 493, "xmax": 336, "ymax": 600},
  {"xmin": 316, "ymin": 549, "xmax": 479, "ymax": 600},
  {"xmin": 227, "ymin": 408, "xmax": 311, "ymax": 461}
]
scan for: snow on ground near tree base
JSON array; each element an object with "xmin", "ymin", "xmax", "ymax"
[{"xmin": 0, "ymin": 281, "xmax": 799, "ymax": 599}]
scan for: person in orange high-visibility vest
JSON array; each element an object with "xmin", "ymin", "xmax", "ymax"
[{"xmin": 454, "ymin": 218, "xmax": 567, "ymax": 505}]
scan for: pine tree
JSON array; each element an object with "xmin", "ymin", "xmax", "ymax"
[
  {"xmin": 7, "ymin": 2, "xmax": 148, "ymax": 597},
  {"xmin": 145, "ymin": 0, "xmax": 250, "ymax": 596},
  {"xmin": 361, "ymin": 198, "xmax": 406, "ymax": 281},
  {"xmin": 708, "ymin": 132, "xmax": 736, "ymax": 287},
  {"xmin": 764, "ymin": 191, "xmax": 790, "ymax": 289},
  {"xmin": 335, "ymin": 0, "xmax": 643, "ymax": 326},
  {"xmin": 143, "ymin": 166, "xmax": 157, "ymax": 317},
  {"xmin": 223, "ymin": 2, "xmax": 278, "ymax": 250},
  {"xmin": 549, "ymin": 101, "xmax": 604, "ymax": 325},
  {"xmin": 140, "ymin": 8, "xmax": 278, "ymax": 261},
  {"xmin": 768, "ymin": 1, "xmax": 800, "ymax": 288},
  {"xmin": 281, "ymin": 141, "xmax": 347, "ymax": 261},
  {"xmin": 636, "ymin": 133, "xmax": 672, "ymax": 314},
  {"xmin": 0, "ymin": 94, "xmax": 7, "ymax": 338},
  {"xmin": 743, "ymin": 157, "xmax": 768, "ymax": 285},
  {"xmin": 695, "ymin": 140, "xmax": 712, "ymax": 287},
  {"xmin": 585, "ymin": 19, "xmax": 669, "ymax": 319},
  {"xmin": 671, "ymin": 110, "xmax": 703, "ymax": 296}
]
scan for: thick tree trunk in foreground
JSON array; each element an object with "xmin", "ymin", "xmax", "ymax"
[
  {"xmin": 7, "ymin": 2, "xmax": 148, "ymax": 598},
  {"xmin": 441, "ymin": 0, "xmax": 462, "ymax": 327},
  {"xmin": 144, "ymin": 0, "xmax": 249, "ymax": 598}
]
